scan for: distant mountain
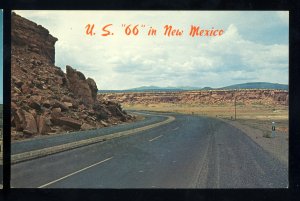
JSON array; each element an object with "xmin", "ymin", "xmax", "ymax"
[
  {"xmin": 220, "ymin": 82, "xmax": 288, "ymax": 90},
  {"xmin": 201, "ymin": 87, "xmax": 214, "ymax": 90},
  {"xmin": 129, "ymin": 86, "xmax": 201, "ymax": 91},
  {"xmin": 99, "ymin": 86, "xmax": 201, "ymax": 93},
  {"xmin": 130, "ymin": 86, "xmax": 169, "ymax": 91},
  {"xmin": 98, "ymin": 82, "xmax": 288, "ymax": 93}
]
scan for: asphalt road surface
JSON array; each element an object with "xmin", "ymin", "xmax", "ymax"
[
  {"xmin": 11, "ymin": 111, "xmax": 288, "ymax": 188},
  {"xmin": 11, "ymin": 112, "xmax": 167, "ymax": 154}
]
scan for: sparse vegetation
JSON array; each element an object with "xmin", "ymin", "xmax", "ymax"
[{"xmin": 123, "ymin": 102, "xmax": 288, "ymax": 135}]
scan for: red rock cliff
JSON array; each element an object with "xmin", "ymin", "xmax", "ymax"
[
  {"xmin": 11, "ymin": 12, "xmax": 58, "ymax": 64},
  {"xmin": 11, "ymin": 13, "xmax": 133, "ymax": 140}
]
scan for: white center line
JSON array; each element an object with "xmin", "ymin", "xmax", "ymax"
[
  {"xmin": 149, "ymin": 135, "xmax": 163, "ymax": 142},
  {"xmin": 38, "ymin": 157, "xmax": 113, "ymax": 188}
]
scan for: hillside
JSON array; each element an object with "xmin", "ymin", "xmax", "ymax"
[
  {"xmin": 99, "ymin": 82, "xmax": 288, "ymax": 93},
  {"xmin": 11, "ymin": 13, "xmax": 133, "ymax": 139},
  {"xmin": 220, "ymin": 82, "xmax": 288, "ymax": 90}
]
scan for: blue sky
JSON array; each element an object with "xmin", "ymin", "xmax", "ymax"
[
  {"xmin": 15, "ymin": 11, "xmax": 288, "ymax": 90},
  {"xmin": 0, "ymin": 10, "xmax": 3, "ymax": 103}
]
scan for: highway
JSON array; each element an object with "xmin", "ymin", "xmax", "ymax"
[{"xmin": 11, "ymin": 111, "xmax": 288, "ymax": 188}]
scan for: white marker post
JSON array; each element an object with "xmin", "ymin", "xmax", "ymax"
[{"xmin": 271, "ymin": 122, "xmax": 276, "ymax": 138}]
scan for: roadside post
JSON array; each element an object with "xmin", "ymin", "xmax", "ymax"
[
  {"xmin": 271, "ymin": 122, "xmax": 276, "ymax": 138},
  {"xmin": 234, "ymin": 89, "xmax": 237, "ymax": 120}
]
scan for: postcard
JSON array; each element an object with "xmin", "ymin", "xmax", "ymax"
[{"xmin": 10, "ymin": 11, "xmax": 288, "ymax": 188}]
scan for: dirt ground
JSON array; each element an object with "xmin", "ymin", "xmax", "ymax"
[
  {"xmin": 221, "ymin": 118, "xmax": 288, "ymax": 166},
  {"xmin": 124, "ymin": 103, "xmax": 289, "ymax": 166}
]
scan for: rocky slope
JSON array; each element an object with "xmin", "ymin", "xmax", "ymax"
[
  {"xmin": 98, "ymin": 89, "xmax": 288, "ymax": 106},
  {"xmin": 11, "ymin": 13, "xmax": 133, "ymax": 140}
]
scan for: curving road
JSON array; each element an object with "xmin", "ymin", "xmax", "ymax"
[{"xmin": 11, "ymin": 111, "xmax": 288, "ymax": 188}]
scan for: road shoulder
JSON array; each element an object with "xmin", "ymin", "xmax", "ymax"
[{"xmin": 221, "ymin": 118, "xmax": 288, "ymax": 166}]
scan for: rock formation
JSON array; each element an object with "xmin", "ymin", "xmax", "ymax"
[
  {"xmin": 98, "ymin": 89, "xmax": 289, "ymax": 106},
  {"xmin": 11, "ymin": 13, "xmax": 133, "ymax": 140},
  {"xmin": 65, "ymin": 65, "xmax": 97, "ymax": 105}
]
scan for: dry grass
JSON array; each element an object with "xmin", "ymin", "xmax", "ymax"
[{"xmin": 124, "ymin": 102, "xmax": 289, "ymax": 138}]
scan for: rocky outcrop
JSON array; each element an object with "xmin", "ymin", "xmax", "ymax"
[
  {"xmin": 11, "ymin": 12, "xmax": 58, "ymax": 65},
  {"xmin": 11, "ymin": 13, "xmax": 133, "ymax": 140},
  {"xmin": 99, "ymin": 89, "xmax": 289, "ymax": 106},
  {"xmin": 66, "ymin": 65, "xmax": 97, "ymax": 105}
]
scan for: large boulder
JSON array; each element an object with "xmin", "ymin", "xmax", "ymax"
[
  {"xmin": 14, "ymin": 109, "xmax": 38, "ymax": 135},
  {"xmin": 66, "ymin": 65, "xmax": 98, "ymax": 106},
  {"xmin": 37, "ymin": 115, "xmax": 52, "ymax": 135},
  {"xmin": 52, "ymin": 116, "xmax": 82, "ymax": 130},
  {"xmin": 52, "ymin": 100, "xmax": 69, "ymax": 111}
]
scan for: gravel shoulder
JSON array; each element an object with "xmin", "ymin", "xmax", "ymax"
[{"xmin": 221, "ymin": 118, "xmax": 288, "ymax": 166}]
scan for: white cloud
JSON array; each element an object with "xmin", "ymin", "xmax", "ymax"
[
  {"xmin": 14, "ymin": 11, "xmax": 288, "ymax": 89},
  {"xmin": 277, "ymin": 11, "xmax": 289, "ymax": 24}
]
